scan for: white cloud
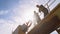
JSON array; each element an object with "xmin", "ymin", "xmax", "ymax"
[
  {"xmin": 11, "ymin": 16, "xmax": 25, "ymax": 25},
  {"xmin": 10, "ymin": 0, "xmax": 40, "ymax": 22},
  {"xmin": 4, "ymin": 0, "xmax": 42, "ymax": 33},
  {"xmin": 0, "ymin": 0, "xmax": 40, "ymax": 34},
  {"xmin": 0, "ymin": 19, "xmax": 19, "ymax": 34},
  {"xmin": 0, "ymin": 10, "xmax": 9, "ymax": 15}
]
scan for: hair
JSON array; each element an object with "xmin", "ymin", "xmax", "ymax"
[{"xmin": 36, "ymin": 5, "xmax": 40, "ymax": 8}]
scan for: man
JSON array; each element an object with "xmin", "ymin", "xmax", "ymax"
[{"xmin": 36, "ymin": 5, "xmax": 48, "ymax": 17}]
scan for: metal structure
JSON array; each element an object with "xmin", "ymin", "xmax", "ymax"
[{"xmin": 28, "ymin": 3, "xmax": 60, "ymax": 34}]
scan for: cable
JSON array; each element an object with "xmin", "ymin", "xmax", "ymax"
[
  {"xmin": 44, "ymin": 0, "xmax": 51, "ymax": 12},
  {"xmin": 44, "ymin": 0, "xmax": 51, "ymax": 6},
  {"xmin": 49, "ymin": 0, "xmax": 56, "ymax": 7},
  {"xmin": 44, "ymin": 0, "xmax": 56, "ymax": 11}
]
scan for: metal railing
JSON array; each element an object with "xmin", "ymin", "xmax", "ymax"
[{"xmin": 44, "ymin": 0, "xmax": 56, "ymax": 11}]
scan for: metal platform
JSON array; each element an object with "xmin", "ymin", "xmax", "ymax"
[{"xmin": 28, "ymin": 3, "xmax": 60, "ymax": 34}]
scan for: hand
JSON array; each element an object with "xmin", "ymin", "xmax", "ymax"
[{"xmin": 25, "ymin": 21, "xmax": 32, "ymax": 27}]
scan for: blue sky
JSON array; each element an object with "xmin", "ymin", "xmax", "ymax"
[
  {"xmin": 0, "ymin": 0, "xmax": 19, "ymax": 10},
  {"xmin": 0, "ymin": 0, "xmax": 60, "ymax": 34}
]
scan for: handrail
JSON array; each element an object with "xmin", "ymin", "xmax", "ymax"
[{"xmin": 44, "ymin": 0, "xmax": 56, "ymax": 11}]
